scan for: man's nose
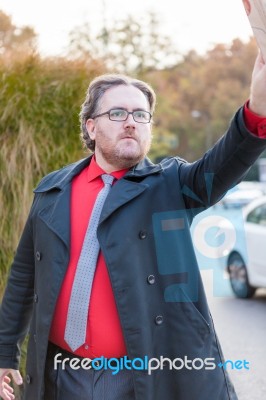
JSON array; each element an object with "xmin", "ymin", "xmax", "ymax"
[{"xmin": 124, "ymin": 113, "xmax": 136, "ymax": 128}]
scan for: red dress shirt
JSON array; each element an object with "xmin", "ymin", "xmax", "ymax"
[
  {"xmin": 49, "ymin": 157, "xmax": 128, "ymax": 358},
  {"xmin": 244, "ymin": 101, "xmax": 266, "ymax": 137},
  {"xmin": 49, "ymin": 102, "xmax": 266, "ymax": 359}
]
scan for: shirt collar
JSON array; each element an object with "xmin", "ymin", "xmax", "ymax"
[{"xmin": 87, "ymin": 155, "xmax": 129, "ymax": 182}]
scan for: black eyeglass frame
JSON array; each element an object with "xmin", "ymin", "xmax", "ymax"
[{"xmin": 92, "ymin": 108, "xmax": 152, "ymax": 124}]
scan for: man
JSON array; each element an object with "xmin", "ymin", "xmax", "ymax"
[{"xmin": 1, "ymin": 53, "xmax": 266, "ymax": 400}]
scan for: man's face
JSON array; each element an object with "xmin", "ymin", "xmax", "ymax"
[{"xmin": 86, "ymin": 85, "xmax": 152, "ymax": 171}]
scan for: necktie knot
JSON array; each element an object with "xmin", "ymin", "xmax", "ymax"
[{"xmin": 102, "ymin": 174, "xmax": 114, "ymax": 186}]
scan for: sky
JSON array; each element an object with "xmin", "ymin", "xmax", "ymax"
[{"xmin": 0, "ymin": 0, "xmax": 254, "ymax": 57}]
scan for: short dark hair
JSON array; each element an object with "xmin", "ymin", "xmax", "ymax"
[{"xmin": 79, "ymin": 74, "xmax": 156, "ymax": 151}]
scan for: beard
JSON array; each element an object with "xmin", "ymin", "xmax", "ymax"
[{"xmin": 95, "ymin": 128, "xmax": 152, "ymax": 170}]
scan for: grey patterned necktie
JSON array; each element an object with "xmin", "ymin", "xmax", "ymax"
[{"xmin": 64, "ymin": 174, "xmax": 114, "ymax": 351}]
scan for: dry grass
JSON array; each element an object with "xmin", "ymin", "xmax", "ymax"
[{"xmin": 0, "ymin": 55, "xmax": 104, "ymax": 293}]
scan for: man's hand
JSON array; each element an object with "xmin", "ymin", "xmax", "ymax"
[
  {"xmin": 0, "ymin": 369, "xmax": 23, "ymax": 400},
  {"xmin": 249, "ymin": 52, "xmax": 266, "ymax": 117}
]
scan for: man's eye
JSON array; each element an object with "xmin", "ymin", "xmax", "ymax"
[
  {"xmin": 135, "ymin": 111, "xmax": 148, "ymax": 119},
  {"xmin": 135, "ymin": 112, "xmax": 145, "ymax": 118},
  {"xmin": 111, "ymin": 110, "xmax": 125, "ymax": 118}
]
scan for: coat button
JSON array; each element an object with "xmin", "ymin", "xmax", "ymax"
[
  {"xmin": 155, "ymin": 315, "xmax": 163, "ymax": 325},
  {"xmin": 34, "ymin": 294, "xmax": 38, "ymax": 303},
  {"xmin": 26, "ymin": 374, "xmax": 32, "ymax": 384},
  {"xmin": 36, "ymin": 251, "xmax": 42, "ymax": 261},
  {"xmin": 147, "ymin": 275, "xmax": 155, "ymax": 285},
  {"xmin": 139, "ymin": 230, "xmax": 147, "ymax": 240}
]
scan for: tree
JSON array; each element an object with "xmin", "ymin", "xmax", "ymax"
[
  {"xmin": 0, "ymin": 10, "xmax": 37, "ymax": 60},
  {"xmin": 67, "ymin": 12, "xmax": 179, "ymax": 74},
  {"xmin": 144, "ymin": 37, "xmax": 258, "ymax": 161}
]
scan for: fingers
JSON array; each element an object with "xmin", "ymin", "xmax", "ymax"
[
  {"xmin": 0, "ymin": 369, "xmax": 23, "ymax": 400},
  {"xmin": 2, "ymin": 381, "xmax": 15, "ymax": 400},
  {"xmin": 10, "ymin": 370, "xmax": 23, "ymax": 386},
  {"xmin": 0, "ymin": 371, "xmax": 14, "ymax": 400}
]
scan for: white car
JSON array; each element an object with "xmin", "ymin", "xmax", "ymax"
[
  {"xmin": 215, "ymin": 181, "xmax": 266, "ymax": 209},
  {"xmin": 218, "ymin": 196, "xmax": 266, "ymax": 298}
]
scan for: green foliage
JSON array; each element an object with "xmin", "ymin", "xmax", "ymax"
[
  {"xmin": 145, "ymin": 38, "xmax": 257, "ymax": 161},
  {"xmin": 0, "ymin": 55, "xmax": 105, "ymax": 293}
]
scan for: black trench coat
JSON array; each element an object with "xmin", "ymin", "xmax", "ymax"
[{"xmin": 0, "ymin": 108, "xmax": 266, "ymax": 400}]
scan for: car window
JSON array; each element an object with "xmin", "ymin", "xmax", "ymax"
[
  {"xmin": 246, "ymin": 204, "xmax": 266, "ymax": 226},
  {"xmin": 259, "ymin": 205, "xmax": 266, "ymax": 226}
]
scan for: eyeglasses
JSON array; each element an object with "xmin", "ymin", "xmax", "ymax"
[{"xmin": 93, "ymin": 108, "xmax": 152, "ymax": 124}]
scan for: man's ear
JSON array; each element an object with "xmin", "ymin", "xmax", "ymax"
[{"xmin": 86, "ymin": 119, "xmax": 96, "ymax": 140}]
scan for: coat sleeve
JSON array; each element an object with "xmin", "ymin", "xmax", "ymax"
[
  {"xmin": 177, "ymin": 107, "xmax": 266, "ymax": 209},
  {"xmin": 0, "ymin": 197, "xmax": 37, "ymax": 370}
]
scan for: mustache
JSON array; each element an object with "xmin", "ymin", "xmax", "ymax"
[{"xmin": 119, "ymin": 130, "xmax": 138, "ymax": 140}]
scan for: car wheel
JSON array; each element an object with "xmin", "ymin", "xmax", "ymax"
[{"xmin": 228, "ymin": 253, "xmax": 256, "ymax": 298}]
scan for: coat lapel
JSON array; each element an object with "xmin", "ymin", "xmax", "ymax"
[
  {"xmin": 99, "ymin": 158, "xmax": 162, "ymax": 224},
  {"xmin": 34, "ymin": 157, "xmax": 92, "ymax": 248},
  {"xmin": 99, "ymin": 179, "xmax": 148, "ymax": 224},
  {"xmin": 37, "ymin": 184, "xmax": 71, "ymax": 248}
]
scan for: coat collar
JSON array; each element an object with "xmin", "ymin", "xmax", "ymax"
[
  {"xmin": 33, "ymin": 156, "xmax": 92, "ymax": 193},
  {"xmin": 34, "ymin": 155, "xmax": 163, "ymax": 193},
  {"xmin": 125, "ymin": 157, "xmax": 163, "ymax": 179},
  {"xmin": 33, "ymin": 155, "xmax": 163, "ymax": 248}
]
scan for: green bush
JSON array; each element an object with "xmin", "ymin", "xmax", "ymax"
[{"xmin": 0, "ymin": 55, "xmax": 105, "ymax": 293}]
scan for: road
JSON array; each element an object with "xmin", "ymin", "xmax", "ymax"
[
  {"xmin": 191, "ymin": 204, "xmax": 266, "ymax": 399},
  {"xmin": 201, "ymin": 270, "xmax": 266, "ymax": 400}
]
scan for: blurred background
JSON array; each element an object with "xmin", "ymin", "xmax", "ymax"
[{"xmin": 0, "ymin": 1, "xmax": 265, "ymax": 399}]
